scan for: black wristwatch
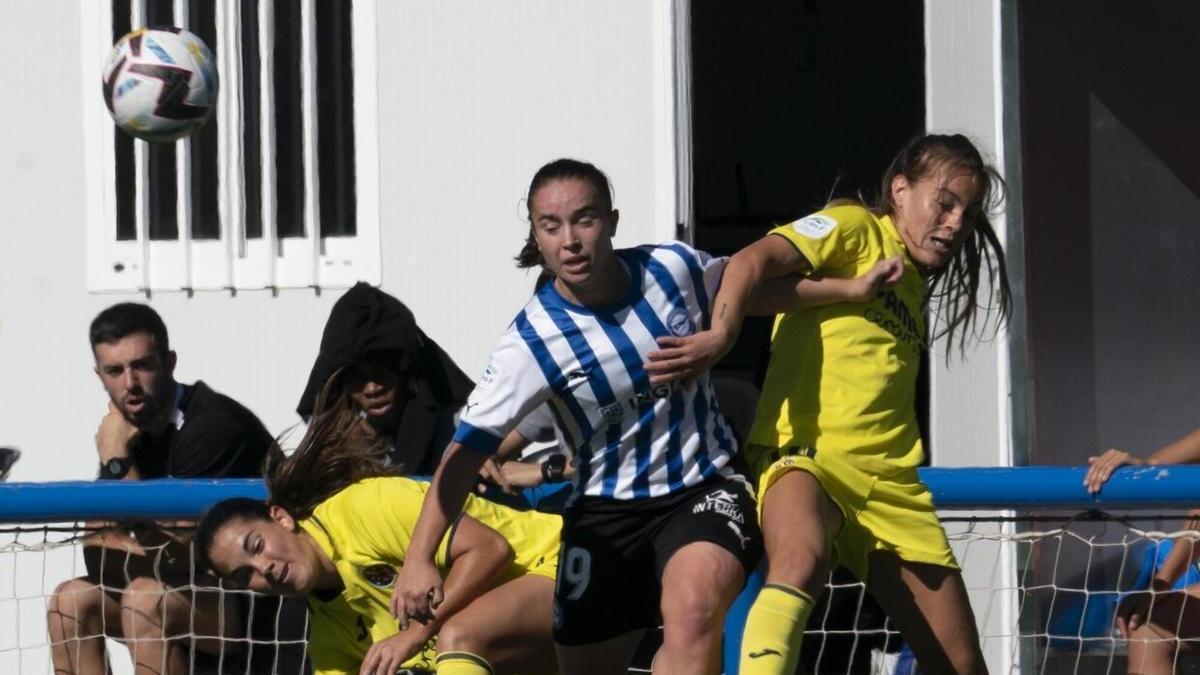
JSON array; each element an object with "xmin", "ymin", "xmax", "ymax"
[
  {"xmin": 99, "ymin": 456, "xmax": 132, "ymax": 480},
  {"xmin": 541, "ymin": 453, "xmax": 567, "ymax": 483}
]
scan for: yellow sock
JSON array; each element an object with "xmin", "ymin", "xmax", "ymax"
[
  {"xmin": 739, "ymin": 583, "xmax": 814, "ymax": 675},
  {"xmin": 436, "ymin": 650, "xmax": 494, "ymax": 675}
]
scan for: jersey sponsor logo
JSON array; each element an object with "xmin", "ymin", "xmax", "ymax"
[
  {"xmin": 624, "ymin": 383, "xmax": 672, "ymax": 412},
  {"xmin": 600, "ymin": 401, "xmax": 624, "ymax": 421},
  {"xmin": 790, "ymin": 214, "xmax": 837, "ymax": 239},
  {"xmin": 666, "ymin": 307, "xmax": 695, "ymax": 337},
  {"xmin": 361, "ymin": 564, "xmax": 397, "ymax": 589},
  {"xmin": 692, "ymin": 488, "xmax": 746, "ymax": 524}
]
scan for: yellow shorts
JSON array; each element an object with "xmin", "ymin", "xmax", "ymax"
[
  {"xmin": 527, "ymin": 543, "xmax": 560, "ymax": 582},
  {"xmin": 746, "ymin": 444, "xmax": 958, "ymax": 582}
]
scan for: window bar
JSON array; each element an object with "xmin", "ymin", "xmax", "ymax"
[
  {"xmin": 132, "ymin": 0, "xmax": 151, "ymax": 294},
  {"xmin": 175, "ymin": 0, "xmax": 193, "ymax": 291},
  {"xmin": 300, "ymin": 0, "xmax": 321, "ymax": 289},
  {"xmin": 259, "ymin": 0, "xmax": 279, "ymax": 289},
  {"xmin": 225, "ymin": 0, "xmax": 246, "ymax": 264},
  {"xmin": 214, "ymin": 0, "xmax": 234, "ymax": 290}
]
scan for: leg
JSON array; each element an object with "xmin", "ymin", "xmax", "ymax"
[
  {"xmin": 739, "ymin": 469, "xmax": 842, "ymax": 675},
  {"xmin": 655, "ymin": 541, "xmax": 746, "ymax": 675},
  {"xmin": 556, "ymin": 631, "xmax": 646, "ymax": 675},
  {"xmin": 760, "ymin": 470, "xmax": 842, "ymax": 597},
  {"xmin": 436, "ymin": 574, "xmax": 558, "ymax": 674},
  {"xmin": 120, "ymin": 576, "xmax": 242, "ymax": 675},
  {"xmin": 1125, "ymin": 587, "xmax": 1200, "ymax": 675},
  {"xmin": 866, "ymin": 552, "xmax": 987, "ymax": 675},
  {"xmin": 47, "ymin": 576, "xmax": 122, "ymax": 675}
]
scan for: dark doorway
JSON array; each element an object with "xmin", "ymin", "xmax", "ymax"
[
  {"xmin": 688, "ymin": 2, "xmax": 926, "ymax": 672},
  {"xmin": 690, "ymin": 0, "xmax": 926, "ymax": 385}
]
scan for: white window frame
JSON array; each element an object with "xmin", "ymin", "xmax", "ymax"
[{"xmin": 80, "ymin": 0, "xmax": 380, "ymax": 293}]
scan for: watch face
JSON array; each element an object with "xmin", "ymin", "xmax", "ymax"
[{"xmin": 102, "ymin": 457, "xmax": 130, "ymax": 479}]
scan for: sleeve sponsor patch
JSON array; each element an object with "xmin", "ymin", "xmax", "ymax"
[
  {"xmin": 477, "ymin": 362, "xmax": 499, "ymax": 389},
  {"xmin": 790, "ymin": 215, "xmax": 837, "ymax": 239}
]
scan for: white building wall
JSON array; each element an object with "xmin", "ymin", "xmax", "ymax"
[
  {"xmin": 0, "ymin": 0, "xmax": 673, "ymax": 484},
  {"xmin": 1, "ymin": 2, "xmax": 674, "ymax": 672},
  {"xmin": 926, "ymin": 1, "xmax": 1019, "ymax": 672}
]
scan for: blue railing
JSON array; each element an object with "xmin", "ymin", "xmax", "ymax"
[{"xmin": 4, "ymin": 465, "xmax": 1200, "ymax": 523}]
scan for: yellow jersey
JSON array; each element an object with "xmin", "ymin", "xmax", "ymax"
[
  {"xmin": 298, "ymin": 477, "xmax": 562, "ymax": 675},
  {"xmin": 748, "ymin": 204, "xmax": 927, "ymax": 475}
]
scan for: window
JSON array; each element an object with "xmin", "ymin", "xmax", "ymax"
[{"xmin": 82, "ymin": 0, "xmax": 379, "ymax": 292}]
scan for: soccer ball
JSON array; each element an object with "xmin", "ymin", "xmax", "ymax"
[{"xmin": 102, "ymin": 27, "xmax": 218, "ymax": 143}]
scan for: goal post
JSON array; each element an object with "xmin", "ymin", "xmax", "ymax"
[{"xmin": 4, "ymin": 467, "xmax": 1200, "ymax": 674}]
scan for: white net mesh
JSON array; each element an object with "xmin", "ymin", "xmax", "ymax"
[
  {"xmin": 2, "ymin": 524, "xmax": 311, "ymax": 675},
  {"xmin": 5, "ymin": 512, "xmax": 1200, "ymax": 674}
]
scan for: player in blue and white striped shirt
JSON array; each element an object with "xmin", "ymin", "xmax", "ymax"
[{"xmin": 396, "ymin": 159, "xmax": 762, "ymax": 675}]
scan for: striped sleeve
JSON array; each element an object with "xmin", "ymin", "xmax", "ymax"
[{"xmin": 453, "ymin": 328, "xmax": 552, "ymax": 455}]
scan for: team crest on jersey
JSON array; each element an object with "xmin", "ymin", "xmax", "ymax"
[
  {"xmin": 478, "ymin": 363, "xmax": 499, "ymax": 389},
  {"xmin": 791, "ymin": 215, "xmax": 837, "ymax": 239},
  {"xmin": 361, "ymin": 564, "xmax": 397, "ymax": 588},
  {"xmin": 666, "ymin": 307, "xmax": 695, "ymax": 337}
]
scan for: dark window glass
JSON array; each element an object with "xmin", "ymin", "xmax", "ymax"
[
  {"xmin": 240, "ymin": 0, "xmax": 263, "ymax": 239},
  {"xmin": 145, "ymin": 0, "xmax": 178, "ymax": 241},
  {"xmin": 274, "ymin": 1, "xmax": 305, "ymax": 238},
  {"xmin": 316, "ymin": 0, "xmax": 356, "ymax": 237},
  {"xmin": 189, "ymin": 0, "xmax": 221, "ymax": 239},
  {"xmin": 113, "ymin": 2, "xmax": 135, "ymax": 241}
]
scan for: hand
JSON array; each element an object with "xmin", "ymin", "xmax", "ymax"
[
  {"xmin": 391, "ymin": 558, "xmax": 444, "ymax": 630},
  {"xmin": 1084, "ymin": 448, "xmax": 1145, "ymax": 494},
  {"xmin": 848, "ymin": 257, "xmax": 904, "ymax": 301},
  {"xmin": 96, "ymin": 402, "xmax": 140, "ymax": 458},
  {"xmin": 358, "ymin": 629, "xmax": 430, "ymax": 675},
  {"xmin": 644, "ymin": 328, "xmax": 736, "ymax": 386},
  {"xmin": 476, "ymin": 456, "xmax": 514, "ymax": 494},
  {"xmin": 1115, "ymin": 579, "xmax": 1169, "ymax": 637}
]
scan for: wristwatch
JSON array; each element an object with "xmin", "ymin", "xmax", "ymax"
[
  {"xmin": 99, "ymin": 456, "xmax": 132, "ymax": 480},
  {"xmin": 541, "ymin": 453, "xmax": 567, "ymax": 483}
]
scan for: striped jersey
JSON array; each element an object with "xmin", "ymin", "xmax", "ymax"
[{"xmin": 454, "ymin": 242, "xmax": 740, "ymax": 501}]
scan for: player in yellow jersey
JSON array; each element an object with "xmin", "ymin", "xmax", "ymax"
[
  {"xmin": 646, "ymin": 134, "xmax": 1013, "ymax": 674},
  {"xmin": 197, "ymin": 478, "xmax": 559, "ymax": 675},
  {"xmin": 195, "ymin": 406, "xmax": 561, "ymax": 675}
]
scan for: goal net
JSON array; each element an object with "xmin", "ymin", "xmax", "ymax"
[{"xmin": 5, "ymin": 471, "xmax": 1200, "ymax": 674}]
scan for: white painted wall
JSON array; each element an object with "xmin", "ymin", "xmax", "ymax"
[
  {"xmin": 925, "ymin": 1, "xmax": 1020, "ymax": 672},
  {"xmin": 0, "ymin": 2, "xmax": 676, "ymax": 672}
]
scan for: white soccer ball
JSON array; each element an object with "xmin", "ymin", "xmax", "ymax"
[{"xmin": 102, "ymin": 27, "xmax": 218, "ymax": 143}]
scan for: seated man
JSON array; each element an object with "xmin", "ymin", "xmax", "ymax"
[{"xmin": 46, "ymin": 303, "xmax": 278, "ymax": 675}]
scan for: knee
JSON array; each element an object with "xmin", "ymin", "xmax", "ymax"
[
  {"xmin": 661, "ymin": 585, "xmax": 729, "ymax": 641},
  {"xmin": 47, "ymin": 578, "xmax": 102, "ymax": 635},
  {"xmin": 120, "ymin": 577, "xmax": 170, "ymax": 635},
  {"xmin": 765, "ymin": 541, "xmax": 829, "ymax": 592},
  {"xmin": 437, "ymin": 616, "xmax": 485, "ymax": 655}
]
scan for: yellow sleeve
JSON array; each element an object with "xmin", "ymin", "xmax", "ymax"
[
  {"xmin": 339, "ymin": 478, "xmax": 454, "ymax": 571},
  {"xmin": 770, "ymin": 205, "xmax": 873, "ymax": 274}
]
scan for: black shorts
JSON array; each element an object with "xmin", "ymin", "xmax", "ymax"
[{"xmin": 552, "ymin": 476, "xmax": 763, "ymax": 645}]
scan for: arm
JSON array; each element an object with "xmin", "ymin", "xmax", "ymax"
[
  {"xmin": 1085, "ymin": 427, "xmax": 1200, "ymax": 494},
  {"xmin": 1116, "ymin": 510, "xmax": 1200, "ymax": 636},
  {"xmin": 750, "ymin": 257, "xmax": 905, "ymax": 315},
  {"xmin": 476, "ymin": 428, "xmax": 534, "ymax": 494},
  {"xmin": 645, "ymin": 234, "xmax": 811, "ymax": 384},
  {"xmin": 393, "ymin": 442, "xmax": 490, "ymax": 626},
  {"xmin": 366, "ymin": 514, "xmax": 513, "ymax": 675},
  {"xmin": 95, "ymin": 402, "xmax": 143, "ymax": 480}
]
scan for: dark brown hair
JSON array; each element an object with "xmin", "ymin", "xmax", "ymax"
[
  {"xmin": 874, "ymin": 133, "xmax": 1013, "ymax": 354},
  {"xmin": 266, "ymin": 367, "xmax": 393, "ymax": 520},
  {"xmin": 514, "ymin": 158, "xmax": 615, "ymax": 270}
]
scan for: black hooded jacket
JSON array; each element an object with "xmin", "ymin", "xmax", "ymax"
[{"xmin": 296, "ymin": 282, "xmax": 474, "ymax": 474}]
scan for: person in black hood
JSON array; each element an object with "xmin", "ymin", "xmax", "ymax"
[{"xmin": 297, "ymin": 282, "xmax": 474, "ymax": 475}]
